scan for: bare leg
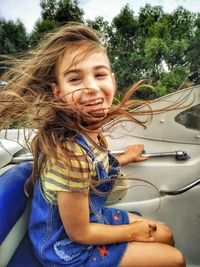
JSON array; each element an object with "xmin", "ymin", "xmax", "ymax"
[
  {"xmin": 119, "ymin": 242, "xmax": 186, "ymax": 267},
  {"xmin": 128, "ymin": 212, "xmax": 175, "ymax": 246}
]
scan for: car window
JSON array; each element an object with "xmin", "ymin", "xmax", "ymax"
[{"xmin": 175, "ymin": 103, "xmax": 200, "ymax": 131}]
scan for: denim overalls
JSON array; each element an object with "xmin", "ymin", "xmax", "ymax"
[{"xmin": 29, "ymin": 134, "xmax": 129, "ymax": 267}]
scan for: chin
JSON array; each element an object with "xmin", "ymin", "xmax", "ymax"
[{"xmin": 81, "ymin": 111, "xmax": 107, "ymax": 127}]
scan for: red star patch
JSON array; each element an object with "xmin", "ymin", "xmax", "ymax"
[
  {"xmin": 114, "ymin": 215, "xmax": 120, "ymax": 220},
  {"xmin": 98, "ymin": 246, "xmax": 109, "ymax": 257}
]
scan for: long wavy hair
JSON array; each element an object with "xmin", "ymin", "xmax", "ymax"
[{"xmin": 0, "ymin": 23, "xmax": 187, "ymax": 196}]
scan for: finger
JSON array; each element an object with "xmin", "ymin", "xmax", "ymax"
[
  {"xmin": 147, "ymin": 237, "xmax": 155, "ymax": 242},
  {"xmin": 149, "ymin": 223, "xmax": 157, "ymax": 231},
  {"xmin": 137, "ymin": 236, "xmax": 155, "ymax": 243},
  {"xmin": 135, "ymin": 144, "xmax": 144, "ymax": 149},
  {"xmin": 148, "ymin": 221, "xmax": 157, "ymax": 228},
  {"xmin": 135, "ymin": 156, "xmax": 149, "ymax": 162}
]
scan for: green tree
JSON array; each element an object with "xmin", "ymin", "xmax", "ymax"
[
  {"xmin": 168, "ymin": 6, "xmax": 195, "ymax": 40},
  {"xmin": 166, "ymin": 39, "xmax": 189, "ymax": 69},
  {"xmin": 40, "ymin": 0, "xmax": 57, "ymax": 20},
  {"xmin": 30, "ymin": 0, "xmax": 84, "ymax": 47},
  {"xmin": 55, "ymin": 0, "xmax": 84, "ymax": 23},
  {"xmin": 187, "ymin": 13, "xmax": 200, "ymax": 73},
  {"xmin": 30, "ymin": 19, "xmax": 58, "ymax": 48},
  {"xmin": 112, "ymin": 4, "xmax": 138, "ymax": 49},
  {"xmin": 155, "ymin": 65, "xmax": 190, "ymax": 96},
  {"xmin": 138, "ymin": 4, "xmax": 164, "ymax": 37},
  {"xmin": 164, "ymin": 7, "xmax": 195, "ymax": 71},
  {"xmin": 86, "ymin": 16, "xmax": 111, "ymax": 38},
  {"xmin": 144, "ymin": 37, "xmax": 168, "ymax": 78},
  {"xmin": 109, "ymin": 4, "xmax": 141, "ymax": 92},
  {"xmin": 40, "ymin": 0, "xmax": 84, "ymax": 22},
  {"xmin": 0, "ymin": 18, "xmax": 29, "ymax": 54},
  {"xmin": 136, "ymin": 5, "xmax": 195, "ymax": 95}
]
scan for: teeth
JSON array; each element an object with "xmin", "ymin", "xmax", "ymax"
[{"xmin": 85, "ymin": 99, "xmax": 103, "ymax": 106}]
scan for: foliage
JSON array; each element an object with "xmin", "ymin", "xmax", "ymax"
[
  {"xmin": 138, "ymin": 4, "xmax": 165, "ymax": 37},
  {"xmin": 54, "ymin": 0, "xmax": 84, "ymax": 23},
  {"xmin": 187, "ymin": 13, "xmax": 200, "ymax": 73},
  {"xmin": 0, "ymin": 18, "xmax": 29, "ymax": 54},
  {"xmin": 40, "ymin": 0, "xmax": 57, "ymax": 20},
  {"xmin": 154, "ymin": 65, "xmax": 191, "ymax": 97},
  {"xmin": 108, "ymin": 3, "xmax": 199, "ymax": 98},
  {"xmin": 30, "ymin": 0, "xmax": 84, "ymax": 47},
  {"xmin": 86, "ymin": 16, "xmax": 111, "ymax": 41},
  {"xmin": 0, "ymin": 1, "xmax": 200, "ymax": 98},
  {"xmin": 108, "ymin": 4, "xmax": 142, "ymax": 91},
  {"xmin": 30, "ymin": 18, "xmax": 59, "ymax": 48},
  {"xmin": 167, "ymin": 6, "xmax": 195, "ymax": 40},
  {"xmin": 144, "ymin": 37, "xmax": 168, "ymax": 74},
  {"xmin": 40, "ymin": 0, "xmax": 84, "ymax": 22}
]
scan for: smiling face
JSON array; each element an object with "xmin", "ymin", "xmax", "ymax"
[{"xmin": 53, "ymin": 46, "xmax": 116, "ymax": 125}]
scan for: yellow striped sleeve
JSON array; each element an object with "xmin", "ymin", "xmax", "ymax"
[
  {"xmin": 40, "ymin": 134, "xmax": 109, "ymax": 202},
  {"xmin": 41, "ymin": 141, "xmax": 91, "ymax": 196}
]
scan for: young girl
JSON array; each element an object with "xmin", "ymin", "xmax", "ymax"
[{"xmin": 0, "ymin": 23, "xmax": 185, "ymax": 267}]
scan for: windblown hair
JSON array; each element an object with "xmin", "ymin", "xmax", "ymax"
[{"xmin": 0, "ymin": 23, "xmax": 187, "ymax": 196}]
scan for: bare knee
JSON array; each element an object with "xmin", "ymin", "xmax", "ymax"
[
  {"xmin": 119, "ymin": 242, "xmax": 185, "ymax": 267},
  {"xmin": 157, "ymin": 223, "xmax": 175, "ymax": 246},
  {"xmin": 173, "ymin": 250, "xmax": 186, "ymax": 267},
  {"xmin": 163, "ymin": 224, "xmax": 175, "ymax": 246}
]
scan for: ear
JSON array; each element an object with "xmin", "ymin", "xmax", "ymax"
[{"xmin": 51, "ymin": 83, "xmax": 61, "ymax": 97}]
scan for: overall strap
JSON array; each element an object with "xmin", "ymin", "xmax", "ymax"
[
  {"xmin": 74, "ymin": 134, "xmax": 96, "ymax": 162},
  {"xmin": 75, "ymin": 134, "xmax": 120, "ymax": 181},
  {"xmin": 75, "ymin": 134, "xmax": 107, "ymax": 173}
]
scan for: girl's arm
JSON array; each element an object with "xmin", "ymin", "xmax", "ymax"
[
  {"xmin": 117, "ymin": 144, "xmax": 149, "ymax": 166},
  {"xmin": 57, "ymin": 191, "xmax": 155, "ymax": 245}
]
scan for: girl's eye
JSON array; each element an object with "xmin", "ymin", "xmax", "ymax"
[
  {"xmin": 68, "ymin": 77, "xmax": 81, "ymax": 83},
  {"xmin": 96, "ymin": 72, "xmax": 108, "ymax": 78}
]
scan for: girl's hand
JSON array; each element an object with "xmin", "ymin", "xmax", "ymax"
[
  {"xmin": 128, "ymin": 220, "xmax": 157, "ymax": 242},
  {"xmin": 118, "ymin": 144, "xmax": 149, "ymax": 166}
]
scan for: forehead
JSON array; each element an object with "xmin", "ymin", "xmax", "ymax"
[{"xmin": 57, "ymin": 46, "xmax": 110, "ymax": 74}]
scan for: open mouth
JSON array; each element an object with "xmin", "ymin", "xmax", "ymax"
[
  {"xmin": 81, "ymin": 98, "xmax": 103, "ymax": 106},
  {"xmin": 80, "ymin": 98, "xmax": 105, "ymax": 113},
  {"xmin": 78, "ymin": 98, "xmax": 106, "ymax": 123}
]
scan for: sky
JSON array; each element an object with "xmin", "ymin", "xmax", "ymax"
[{"xmin": 0, "ymin": 0, "xmax": 200, "ymax": 33}]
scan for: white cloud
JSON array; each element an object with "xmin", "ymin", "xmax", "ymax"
[
  {"xmin": 0, "ymin": 0, "xmax": 41, "ymax": 32},
  {"xmin": 80, "ymin": 0, "xmax": 200, "ymax": 22},
  {"xmin": 161, "ymin": 0, "xmax": 200, "ymax": 13},
  {"xmin": 81, "ymin": 0, "xmax": 129, "ymax": 22}
]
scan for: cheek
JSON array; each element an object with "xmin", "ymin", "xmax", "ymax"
[
  {"xmin": 63, "ymin": 95, "xmax": 72, "ymax": 103},
  {"xmin": 64, "ymin": 91, "xmax": 81, "ymax": 105},
  {"xmin": 104, "ymin": 92, "xmax": 114, "ymax": 108},
  {"xmin": 106, "ymin": 86, "xmax": 115, "ymax": 101}
]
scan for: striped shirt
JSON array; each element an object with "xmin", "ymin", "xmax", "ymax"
[{"xmin": 41, "ymin": 133, "xmax": 109, "ymax": 202}]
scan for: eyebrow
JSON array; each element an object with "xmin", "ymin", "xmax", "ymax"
[{"xmin": 62, "ymin": 65, "xmax": 110, "ymax": 77}]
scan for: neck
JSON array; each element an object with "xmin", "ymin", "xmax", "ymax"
[{"xmin": 85, "ymin": 130, "xmax": 100, "ymax": 144}]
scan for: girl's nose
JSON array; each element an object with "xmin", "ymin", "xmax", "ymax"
[{"xmin": 84, "ymin": 78, "xmax": 99, "ymax": 92}]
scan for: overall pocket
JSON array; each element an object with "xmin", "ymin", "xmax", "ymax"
[{"xmin": 54, "ymin": 238, "xmax": 93, "ymax": 264}]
